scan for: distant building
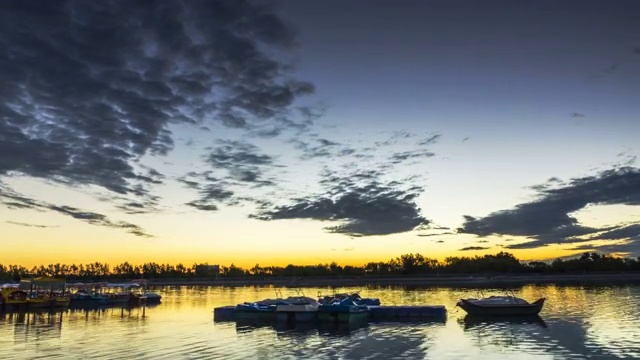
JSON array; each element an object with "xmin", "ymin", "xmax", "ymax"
[{"xmin": 195, "ymin": 264, "xmax": 220, "ymax": 278}]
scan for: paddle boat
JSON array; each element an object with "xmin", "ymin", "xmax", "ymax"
[
  {"xmin": 68, "ymin": 282, "xmax": 109, "ymax": 308},
  {"xmin": 318, "ymin": 291, "xmax": 381, "ymax": 306},
  {"xmin": 318, "ymin": 295, "xmax": 369, "ymax": 323},
  {"xmin": 275, "ymin": 296, "xmax": 319, "ymax": 322},
  {"xmin": 18, "ymin": 277, "xmax": 70, "ymax": 310},
  {"xmin": 129, "ymin": 279, "xmax": 162, "ymax": 305},
  {"xmin": 0, "ymin": 284, "xmax": 28, "ymax": 311}
]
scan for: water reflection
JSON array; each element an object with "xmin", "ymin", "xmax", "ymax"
[
  {"xmin": 233, "ymin": 318, "xmax": 370, "ymax": 338},
  {"xmin": 460, "ymin": 315, "xmax": 548, "ymax": 329},
  {"xmin": 0, "ymin": 285, "xmax": 639, "ymax": 359}
]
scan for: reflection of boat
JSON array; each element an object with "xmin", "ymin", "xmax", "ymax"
[
  {"xmin": 233, "ymin": 319, "xmax": 368, "ymax": 337},
  {"xmin": 456, "ymin": 295, "xmax": 545, "ymax": 316},
  {"xmin": 0, "ymin": 284, "xmax": 28, "ymax": 311},
  {"xmin": 461, "ymin": 314, "xmax": 548, "ymax": 330}
]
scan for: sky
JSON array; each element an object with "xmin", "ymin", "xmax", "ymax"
[{"xmin": 0, "ymin": 0, "xmax": 639, "ymax": 268}]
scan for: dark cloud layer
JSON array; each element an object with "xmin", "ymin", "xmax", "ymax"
[
  {"xmin": 458, "ymin": 167, "xmax": 640, "ymax": 253},
  {"xmin": 0, "ymin": 183, "xmax": 150, "ymax": 237},
  {"xmin": 0, "ymin": 0, "xmax": 312, "ymax": 215},
  {"xmin": 253, "ymin": 169, "xmax": 429, "ymax": 237}
]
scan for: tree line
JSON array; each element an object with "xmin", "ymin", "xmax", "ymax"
[{"xmin": 1, "ymin": 252, "xmax": 639, "ymax": 281}]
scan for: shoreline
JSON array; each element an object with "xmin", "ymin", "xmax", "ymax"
[{"xmin": 145, "ymin": 273, "xmax": 640, "ymax": 288}]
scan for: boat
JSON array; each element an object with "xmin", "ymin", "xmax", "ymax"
[
  {"xmin": 318, "ymin": 295, "xmax": 369, "ymax": 323},
  {"xmin": 235, "ymin": 300, "xmax": 280, "ymax": 321},
  {"xmin": 102, "ymin": 283, "xmax": 137, "ymax": 305},
  {"xmin": 318, "ymin": 292, "xmax": 380, "ymax": 306},
  {"xmin": 456, "ymin": 294, "xmax": 545, "ymax": 316},
  {"xmin": 0, "ymin": 284, "xmax": 28, "ymax": 311},
  {"xmin": 129, "ymin": 279, "xmax": 162, "ymax": 305},
  {"xmin": 68, "ymin": 283, "xmax": 109, "ymax": 308},
  {"xmin": 18, "ymin": 277, "xmax": 70, "ymax": 310},
  {"xmin": 275, "ymin": 296, "xmax": 319, "ymax": 322}
]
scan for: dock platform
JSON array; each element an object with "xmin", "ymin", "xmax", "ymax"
[{"xmin": 213, "ymin": 305, "xmax": 447, "ymax": 323}]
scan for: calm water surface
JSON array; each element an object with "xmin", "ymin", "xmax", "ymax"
[{"xmin": 1, "ymin": 284, "xmax": 639, "ymax": 359}]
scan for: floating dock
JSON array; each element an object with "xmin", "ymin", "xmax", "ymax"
[
  {"xmin": 367, "ymin": 305, "xmax": 447, "ymax": 322},
  {"xmin": 213, "ymin": 305, "xmax": 237, "ymax": 321},
  {"xmin": 213, "ymin": 305, "xmax": 447, "ymax": 324}
]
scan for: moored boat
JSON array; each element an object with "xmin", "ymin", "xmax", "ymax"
[
  {"xmin": 129, "ymin": 279, "xmax": 162, "ymax": 305},
  {"xmin": 0, "ymin": 284, "xmax": 28, "ymax": 311},
  {"xmin": 318, "ymin": 292, "xmax": 380, "ymax": 306},
  {"xmin": 318, "ymin": 296, "xmax": 369, "ymax": 323},
  {"xmin": 275, "ymin": 296, "xmax": 319, "ymax": 322},
  {"xmin": 456, "ymin": 295, "xmax": 545, "ymax": 316},
  {"xmin": 18, "ymin": 277, "xmax": 70, "ymax": 310},
  {"xmin": 68, "ymin": 283, "xmax": 109, "ymax": 308}
]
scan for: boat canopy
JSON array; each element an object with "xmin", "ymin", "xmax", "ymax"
[
  {"xmin": 105, "ymin": 283, "xmax": 141, "ymax": 289},
  {"xmin": 18, "ymin": 277, "xmax": 66, "ymax": 291}
]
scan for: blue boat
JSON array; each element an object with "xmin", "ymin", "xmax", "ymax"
[
  {"xmin": 318, "ymin": 296, "xmax": 370, "ymax": 323},
  {"xmin": 318, "ymin": 292, "xmax": 381, "ymax": 306}
]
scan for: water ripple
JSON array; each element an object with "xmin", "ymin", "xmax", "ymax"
[{"xmin": 2, "ymin": 285, "xmax": 640, "ymax": 359}]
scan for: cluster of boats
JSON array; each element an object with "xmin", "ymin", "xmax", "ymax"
[
  {"xmin": 235, "ymin": 292, "xmax": 381, "ymax": 323},
  {"xmin": 223, "ymin": 289, "xmax": 546, "ymax": 324},
  {"xmin": 0, "ymin": 277, "xmax": 162, "ymax": 312}
]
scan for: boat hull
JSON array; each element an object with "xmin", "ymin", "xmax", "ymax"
[
  {"xmin": 1, "ymin": 289, "xmax": 28, "ymax": 312},
  {"xmin": 456, "ymin": 298, "xmax": 545, "ymax": 316}
]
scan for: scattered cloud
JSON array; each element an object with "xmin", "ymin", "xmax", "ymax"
[
  {"xmin": 416, "ymin": 134, "xmax": 441, "ymax": 146},
  {"xmin": 0, "ymin": 0, "xmax": 312, "ymax": 208},
  {"xmin": 389, "ymin": 149, "xmax": 436, "ymax": 165},
  {"xmin": 6, "ymin": 221, "xmax": 58, "ymax": 229},
  {"xmin": 252, "ymin": 169, "xmax": 430, "ymax": 237},
  {"xmin": 181, "ymin": 140, "xmax": 279, "ymax": 211},
  {"xmin": 459, "ymin": 246, "xmax": 490, "ymax": 251},
  {"xmin": 458, "ymin": 167, "xmax": 640, "ymax": 253},
  {"xmin": 0, "ymin": 183, "xmax": 151, "ymax": 237}
]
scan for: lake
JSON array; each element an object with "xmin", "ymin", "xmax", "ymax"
[{"xmin": 1, "ymin": 284, "xmax": 639, "ymax": 359}]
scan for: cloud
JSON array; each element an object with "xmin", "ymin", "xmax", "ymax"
[
  {"xmin": 6, "ymin": 221, "xmax": 58, "ymax": 229},
  {"xmin": 459, "ymin": 246, "xmax": 490, "ymax": 251},
  {"xmin": 570, "ymin": 113, "xmax": 586, "ymax": 118},
  {"xmin": 389, "ymin": 149, "xmax": 436, "ymax": 165},
  {"xmin": 0, "ymin": 0, "xmax": 312, "ymax": 207},
  {"xmin": 182, "ymin": 140, "xmax": 279, "ymax": 211},
  {"xmin": 416, "ymin": 134, "xmax": 441, "ymax": 146},
  {"xmin": 458, "ymin": 167, "xmax": 640, "ymax": 253},
  {"xmin": 252, "ymin": 169, "xmax": 429, "ymax": 236},
  {"xmin": 0, "ymin": 183, "xmax": 151, "ymax": 237},
  {"xmin": 289, "ymin": 138, "xmax": 354, "ymax": 160}
]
